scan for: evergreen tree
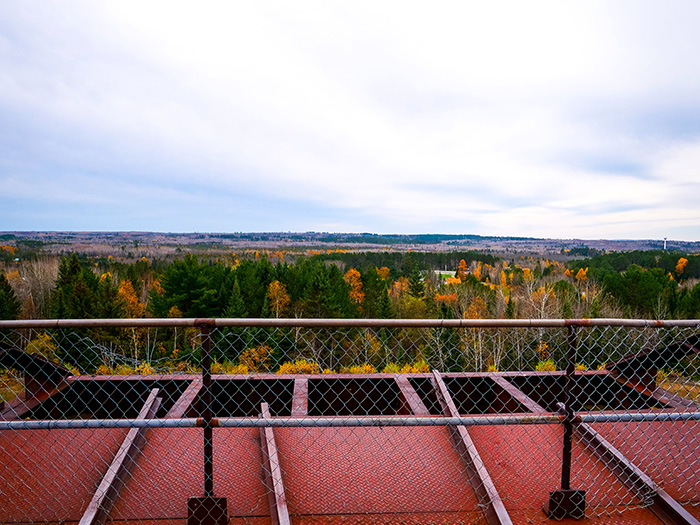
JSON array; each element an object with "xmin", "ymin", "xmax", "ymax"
[
  {"xmin": 223, "ymin": 278, "xmax": 248, "ymax": 318},
  {"xmin": 0, "ymin": 273, "xmax": 21, "ymax": 320}
]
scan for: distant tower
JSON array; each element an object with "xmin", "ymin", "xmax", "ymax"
[{"xmin": 664, "ymin": 237, "xmax": 667, "ymax": 250}]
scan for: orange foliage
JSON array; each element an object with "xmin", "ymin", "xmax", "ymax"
[
  {"xmin": 376, "ymin": 266, "xmax": 390, "ymax": 280},
  {"xmin": 444, "ymin": 276, "xmax": 461, "ymax": 286},
  {"xmin": 575, "ymin": 267, "xmax": 588, "ymax": 281},
  {"xmin": 239, "ymin": 345, "xmax": 273, "ymax": 373},
  {"xmin": 344, "ymin": 268, "xmax": 365, "ymax": 304},
  {"xmin": 457, "ymin": 259, "xmax": 469, "ymax": 282},
  {"xmin": 389, "ymin": 277, "xmax": 410, "ymax": 300},
  {"xmin": 473, "ymin": 262, "xmax": 482, "ymax": 281},
  {"xmin": 151, "ymin": 278, "xmax": 164, "ymax": 295},
  {"xmin": 435, "ymin": 292, "xmax": 457, "ymax": 306},
  {"xmin": 118, "ymin": 280, "xmax": 146, "ymax": 318},
  {"xmin": 464, "ymin": 296, "xmax": 489, "ymax": 319},
  {"xmin": 676, "ymin": 257, "xmax": 688, "ymax": 275}
]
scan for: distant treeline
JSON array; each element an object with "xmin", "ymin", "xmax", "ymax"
[{"xmin": 309, "ymin": 250, "xmax": 499, "ymax": 274}]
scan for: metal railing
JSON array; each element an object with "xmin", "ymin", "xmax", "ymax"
[{"xmin": 1, "ymin": 318, "xmax": 699, "ymax": 524}]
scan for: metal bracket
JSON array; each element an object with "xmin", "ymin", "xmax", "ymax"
[
  {"xmin": 187, "ymin": 497, "xmax": 228, "ymax": 525},
  {"xmin": 545, "ymin": 489, "xmax": 586, "ymax": 520}
]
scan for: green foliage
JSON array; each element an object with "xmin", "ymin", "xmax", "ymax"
[
  {"xmin": 0, "ymin": 273, "xmax": 21, "ymax": 320},
  {"xmin": 149, "ymin": 254, "xmax": 230, "ymax": 318},
  {"xmin": 602, "ymin": 265, "xmax": 676, "ymax": 318}
]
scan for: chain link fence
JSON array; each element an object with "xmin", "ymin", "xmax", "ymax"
[{"xmin": 1, "ymin": 318, "xmax": 699, "ymax": 524}]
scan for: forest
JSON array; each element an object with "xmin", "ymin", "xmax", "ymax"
[{"xmin": 1, "ymin": 245, "xmax": 700, "ymax": 375}]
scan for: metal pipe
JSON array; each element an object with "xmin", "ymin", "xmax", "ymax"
[
  {"xmin": 2, "ymin": 412, "xmax": 699, "ymax": 431},
  {"xmin": 200, "ymin": 323, "xmax": 214, "ymax": 498},
  {"xmin": 1, "ymin": 318, "xmax": 699, "ymax": 330},
  {"xmin": 560, "ymin": 325, "xmax": 578, "ymax": 491}
]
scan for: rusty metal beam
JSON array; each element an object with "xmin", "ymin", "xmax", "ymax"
[
  {"xmin": 0, "ymin": 378, "xmax": 71, "ymax": 421},
  {"xmin": 490, "ymin": 376, "xmax": 547, "ymax": 414},
  {"xmin": 395, "ymin": 375, "xmax": 430, "ymax": 415},
  {"xmin": 432, "ymin": 371, "xmax": 512, "ymax": 525},
  {"xmin": 574, "ymin": 421, "xmax": 700, "ymax": 525},
  {"xmin": 79, "ymin": 388, "xmax": 161, "ymax": 525},
  {"xmin": 612, "ymin": 374, "xmax": 700, "ymax": 411},
  {"xmin": 167, "ymin": 377, "xmax": 203, "ymax": 418},
  {"xmin": 291, "ymin": 377, "xmax": 308, "ymax": 417},
  {"xmin": 259, "ymin": 402, "xmax": 290, "ymax": 525}
]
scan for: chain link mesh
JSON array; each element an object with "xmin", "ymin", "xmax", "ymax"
[{"xmin": 1, "ymin": 319, "xmax": 699, "ymax": 523}]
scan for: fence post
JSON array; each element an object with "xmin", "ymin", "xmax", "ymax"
[
  {"xmin": 188, "ymin": 320, "xmax": 227, "ymax": 525},
  {"xmin": 545, "ymin": 324, "xmax": 586, "ymax": 519}
]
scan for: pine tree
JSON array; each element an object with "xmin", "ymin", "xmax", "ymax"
[{"xmin": 0, "ymin": 273, "xmax": 21, "ymax": 320}]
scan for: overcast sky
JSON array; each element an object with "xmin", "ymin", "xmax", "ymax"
[{"xmin": 1, "ymin": 1, "xmax": 700, "ymax": 240}]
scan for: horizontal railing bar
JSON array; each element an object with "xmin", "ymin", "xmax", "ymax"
[
  {"xmin": 2, "ymin": 411, "xmax": 700, "ymax": 430},
  {"xmin": 1, "ymin": 317, "xmax": 699, "ymax": 330}
]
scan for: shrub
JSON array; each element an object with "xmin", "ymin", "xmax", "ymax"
[
  {"xmin": 342, "ymin": 363, "xmax": 377, "ymax": 374},
  {"xmin": 535, "ymin": 359, "xmax": 556, "ymax": 372},
  {"xmin": 276, "ymin": 359, "xmax": 321, "ymax": 375}
]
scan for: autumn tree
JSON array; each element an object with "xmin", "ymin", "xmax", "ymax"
[
  {"xmin": 456, "ymin": 259, "xmax": 469, "ymax": 282},
  {"xmin": 268, "ymin": 280, "xmax": 291, "ymax": 318},
  {"xmin": 118, "ymin": 279, "xmax": 146, "ymax": 318},
  {"xmin": 344, "ymin": 268, "xmax": 364, "ymax": 305}
]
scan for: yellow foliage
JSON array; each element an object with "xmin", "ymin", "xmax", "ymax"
[
  {"xmin": 135, "ymin": 362, "xmax": 155, "ymax": 375},
  {"xmin": 597, "ymin": 362, "xmax": 607, "ymax": 371},
  {"xmin": 115, "ymin": 364, "xmax": 135, "ymax": 375},
  {"xmin": 376, "ymin": 267, "xmax": 391, "ymax": 280},
  {"xmin": 523, "ymin": 267, "xmax": 533, "ymax": 282},
  {"xmin": 342, "ymin": 363, "xmax": 377, "ymax": 374},
  {"xmin": 27, "ymin": 332, "xmax": 59, "ymax": 361},
  {"xmin": 268, "ymin": 280, "xmax": 291, "ymax": 317},
  {"xmin": 575, "ymin": 363, "xmax": 588, "ymax": 372},
  {"xmin": 487, "ymin": 364, "xmax": 499, "ymax": 373},
  {"xmin": 464, "ymin": 296, "xmax": 489, "ymax": 319},
  {"xmin": 575, "ymin": 267, "xmax": 588, "ymax": 281},
  {"xmin": 276, "ymin": 359, "xmax": 321, "ymax": 375},
  {"xmin": 65, "ymin": 364, "xmax": 81, "ymax": 376},
  {"xmin": 239, "ymin": 345, "xmax": 273, "ymax": 373},
  {"xmin": 401, "ymin": 360, "xmax": 430, "ymax": 373},
  {"xmin": 382, "ymin": 362, "xmax": 402, "ymax": 373},
  {"xmin": 167, "ymin": 305, "xmax": 183, "ymax": 318},
  {"xmin": 536, "ymin": 340, "xmax": 550, "ymax": 360},
  {"xmin": 212, "ymin": 361, "xmax": 249, "ymax": 374},
  {"xmin": 95, "ymin": 365, "xmax": 114, "ymax": 375},
  {"xmin": 535, "ymin": 359, "xmax": 556, "ymax": 372},
  {"xmin": 382, "ymin": 360, "xmax": 430, "ymax": 374}
]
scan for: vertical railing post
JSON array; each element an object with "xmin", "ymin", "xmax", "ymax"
[
  {"xmin": 545, "ymin": 324, "xmax": 586, "ymax": 520},
  {"xmin": 561, "ymin": 324, "xmax": 576, "ymax": 491},
  {"xmin": 200, "ymin": 322, "xmax": 214, "ymax": 497},
  {"xmin": 188, "ymin": 320, "xmax": 227, "ymax": 525}
]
